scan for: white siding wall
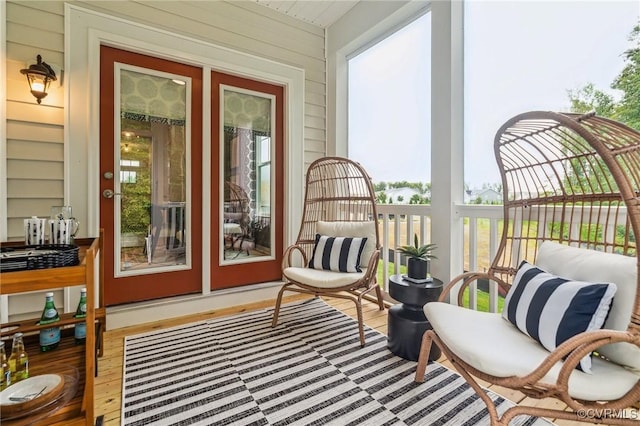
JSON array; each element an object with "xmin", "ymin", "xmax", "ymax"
[
  {"xmin": 4, "ymin": 0, "xmax": 326, "ymax": 241},
  {"xmin": 6, "ymin": 0, "xmax": 65, "ymax": 240}
]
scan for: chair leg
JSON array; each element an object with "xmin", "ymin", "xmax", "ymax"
[
  {"xmin": 415, "ymin": 330, "xmax": 434, "ymax": 382},
  {"xmin": 271, "ymin": 284, "xmax": 288, "ymax": 328},
  {"xmin": 354, "ymin": 297, "xmax": 366, "ymax": 347},
  {"xmin": 450, "ymin": 354, "xmax": 502, "ymax": 426},
  {"xmin": 375, "ymin": 284, "xmax": 384, "ymax": 310},
  {"xmin": 424, "ymin": 332, "xmax": 504, "ymax": 425}
]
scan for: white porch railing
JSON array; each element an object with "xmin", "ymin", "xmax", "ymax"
[
  {"xmin": 377, "ymin": 203, "xmax": 432, "ymax": 288},
  {"xmin": 377, "ymin": 203, "xmax": 505, "ymax": 311},
  {"xmin": 377, "ymin": 203, "xmax": 630, "ymax": 313}
]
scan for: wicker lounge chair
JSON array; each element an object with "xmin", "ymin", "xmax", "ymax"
[
  {"xmin": 223, "ymin": 181, "xmax": 253, "ymax": 257},
  {"xmin": 415, "ymin": 111, "xmax": 640, "ymax": 425},
  {"xmin": 271, "ymin": 156, "xmax": 385, "ymax": 347}
]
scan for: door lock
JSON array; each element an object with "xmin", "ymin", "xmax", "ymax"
[
  {"xmin": 103, "ymin": 171, "xmax": 114, "ymax": 180},
  {"xmin": 102, "ymin": 189, "xmax": 122, "ymax": 199}
]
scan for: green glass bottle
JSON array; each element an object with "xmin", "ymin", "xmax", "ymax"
[
  {"xmin": 0, "ymin": 341, "xmax": 10, "ymax": 390},
  {"xmin": 39, "ymin": 292, "xmax": 61, "ymax": 351},
  {"xmin": 8, "ymin": 333, "xmax": 28, "ymax": 383},
  {"xmin": 74, "ymin": 288, "xmax": 87, "ymax": 344}
]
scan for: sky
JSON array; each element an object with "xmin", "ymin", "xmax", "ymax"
[{"xmin": 348, "ymin": 1, "xmax": 640, "ymax": 188}]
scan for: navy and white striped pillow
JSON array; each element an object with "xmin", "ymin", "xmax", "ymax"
[
  {"xmin": 309, "ymin": 234, "xmax": 368, "ymax": 273},
  {"xmin": 502, "ymin": 261, "xmax": 617, "ymax": 373}
]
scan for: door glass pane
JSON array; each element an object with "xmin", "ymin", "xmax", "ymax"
[
  {"xmin": 222, "ymin": 88, "xmax": 274, "ymax": 261},
  {"xmin": 118, "ymin": 68, "xmax": 190, "ymax": 274}
]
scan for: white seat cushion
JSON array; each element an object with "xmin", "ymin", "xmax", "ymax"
[
  {"xmin": 283, "ymin": 266, "xmax": 366, "ymax": 289},
  {"xmin": 425, "ymin": 302, "xmax": 640, "ymax": 401},
  {"xmin": 536, "ymin": 242, "xmax": 640, "ymax": 370}
]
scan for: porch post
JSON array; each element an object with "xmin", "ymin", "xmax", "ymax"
[{"xmin": 430, "ymin": 0, "xmax": 464, "ymax": 288}]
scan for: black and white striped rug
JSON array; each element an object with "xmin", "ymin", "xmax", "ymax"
[{"xmin": 122, "ymin": 298, "xmax": 552, "ymax": 425}]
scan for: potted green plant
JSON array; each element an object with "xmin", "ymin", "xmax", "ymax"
[{"xmin": 397, "ymin": 234, "xmax": 437, "ymax": 280}]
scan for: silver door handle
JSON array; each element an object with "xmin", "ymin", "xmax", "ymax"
[{"xmin": 103, "ymin": 189, "xmax": 122, "ymax": 199}]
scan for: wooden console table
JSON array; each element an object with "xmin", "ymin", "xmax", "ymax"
[{"xmin": 0, "ymin": 234, "xmax": 104, "ymax": 425}]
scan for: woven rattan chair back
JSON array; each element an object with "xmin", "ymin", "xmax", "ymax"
[
  {"xmin": 224, "ymin": 181, "xmax": 251, "ymax": 234},
  {"xmin": 490, "ymin": 112, "xmax": 640, "ymax": 330},
  {"xmin": 294, "ymin": 156, "xmax": 380, "ymax": 259}
]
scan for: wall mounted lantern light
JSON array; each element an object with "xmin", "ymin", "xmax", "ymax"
[{"xmin": 20, "ymin": 54, "xmax": 57, "ymax": 104}]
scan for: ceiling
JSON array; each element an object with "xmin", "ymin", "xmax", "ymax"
[{"xmin": 254, "ymin": 0, "xmax": 360, "ymax": 28}]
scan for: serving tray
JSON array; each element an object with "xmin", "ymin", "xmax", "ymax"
[{"xmin": 0, "ymin": 244, "xmax": 79, "ymax": 272}]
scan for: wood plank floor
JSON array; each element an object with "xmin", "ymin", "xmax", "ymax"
[{"xmin": 94, "ymin": 295, "xmax": 590, "ymax": 425}]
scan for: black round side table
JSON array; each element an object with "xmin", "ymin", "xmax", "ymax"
[{"xmin": 387, "ymin": 274, "xmax": 443, "ymax": 362}]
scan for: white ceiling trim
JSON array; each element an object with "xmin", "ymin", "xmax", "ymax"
[{"xmin": 255, "ymin": 0, "xmax": 360, "ymax": 28}]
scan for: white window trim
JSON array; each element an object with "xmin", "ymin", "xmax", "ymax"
[
  {"xmin": 327, "ymin": 1, "xmax": 464, "ymax": 284},
  {"xmin": 65, "ymin": 4, "xmax": 304, "ymax": 294}
]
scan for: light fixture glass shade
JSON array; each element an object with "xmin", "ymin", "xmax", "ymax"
[{"xmin": 20, "ymin": 55, "xmax": 57, "ymax": 104}]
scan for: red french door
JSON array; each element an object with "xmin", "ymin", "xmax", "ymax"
[
  {"xmin": 100, "ymin": 46, "xmax": 203, "ymax": 305},
  {"xmin": 211, "ymin": 72, "xmax": 284, "ymax": 288}
]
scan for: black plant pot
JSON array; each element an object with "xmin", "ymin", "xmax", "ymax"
[{"xmin": 407, "ymin": 258, "xmax": 429, "ymax": 280}]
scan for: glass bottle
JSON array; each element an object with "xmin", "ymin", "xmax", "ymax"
[
  {"xmin": 0, "ymin": 341, "xmax": 10, "ymax": 390},
  {"xmin": 39, "ymin": 292, "xmax": 61, "ymax": 351},
  {"xmin": 74, "ymin": 288, "xmax": 87, "ymax": 344},
  {"xmin": 8, "ymin": 333, "xmax": 28, "ymax": 383}
]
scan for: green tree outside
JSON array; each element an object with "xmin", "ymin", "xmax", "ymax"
[
  {"xmin": 565, "ymin": 21, "xmax": 639, "ymax": 248},
  {"xmin": 568, "ymin": 22, "xmax": 640, "ymax": 131}
]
